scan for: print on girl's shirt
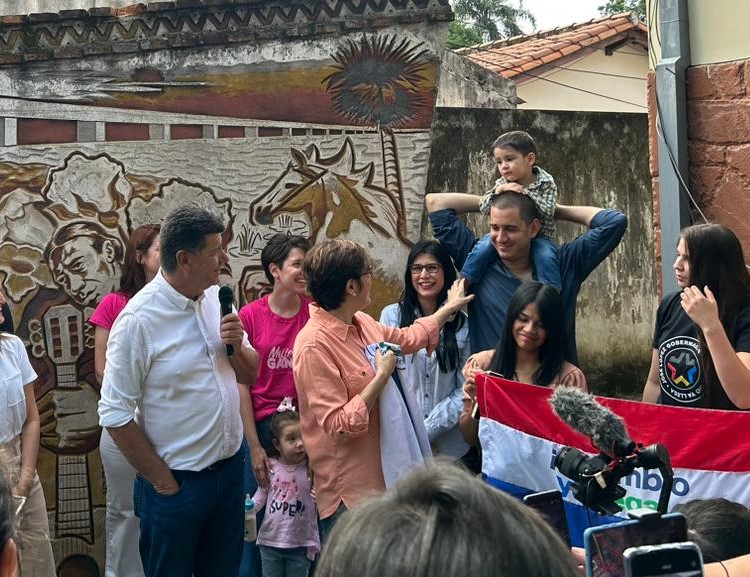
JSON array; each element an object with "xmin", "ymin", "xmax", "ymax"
[{"xmin": 268, "ymin": 476, "xmax": 305, "ymax": 516}]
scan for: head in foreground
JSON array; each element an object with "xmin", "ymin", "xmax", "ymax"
[{"xmin": 315, "ymin": 462, "xmax": 579, "ymax": 577}]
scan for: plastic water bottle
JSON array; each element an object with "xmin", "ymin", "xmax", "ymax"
[{"xmin": 244, "ymin": 494, "xmax": 257, "ymax": 542}]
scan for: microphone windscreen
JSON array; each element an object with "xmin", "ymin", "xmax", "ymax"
[{"xmin": 550, "ymin": 386, "xmax": 633, "ymax": 456}]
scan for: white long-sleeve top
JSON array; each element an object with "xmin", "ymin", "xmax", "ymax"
[
  {"xmin": 380, "ymin": 304, "xmax": 470, "ymax": 460},
  {"xmin": 98, "ymin": 271, "xmax": 252, "ymax": 471},
  {"xmin": 0, "ymin": 334, "xmax": 36, "ymax": 443}
]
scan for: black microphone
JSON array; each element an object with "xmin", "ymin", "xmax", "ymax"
[
  {"xmin": 550, "ymin": 386, "xmax": 635, "ymax": 457},
  {"xmin": 218, "ymin": 286, "xmax": 234, "ymax": 357}
]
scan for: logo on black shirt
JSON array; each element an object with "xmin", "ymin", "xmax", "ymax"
[{"xmin": 658, "ymin": 336, "xmax": 702, "ymax": 403}]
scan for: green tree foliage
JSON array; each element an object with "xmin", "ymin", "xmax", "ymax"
[
  {"xmin": 449, "ymin": 0, "xmax": 536, "ymax": 49},
  {"xmin": 598, "ymin": 0, "xmax": 646, "ymax": 21},
  {"xmin": 447, "ymin": 22, "xmax": 484, "ymax": 50}
]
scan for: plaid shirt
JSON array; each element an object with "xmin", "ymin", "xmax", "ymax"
[{"xmin": 478, "ymin": 165, "xmax": 557, "ymax": 238}]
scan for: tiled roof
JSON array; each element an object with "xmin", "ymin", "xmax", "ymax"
[{"xmin": 456, "ymin": 12, "xmax": 647, "ymax": 79}]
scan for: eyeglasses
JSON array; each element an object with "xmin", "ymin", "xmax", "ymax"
[
  {"xmin": 360, "ymin": 266, "xmax": 373, "ymax": 278},
  {"xmin": 410, "ymin": 263, "xmax": 442, "ymax": 276}
]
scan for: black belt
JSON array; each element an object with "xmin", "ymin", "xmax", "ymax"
[{"xmin": 172, "ymin": 448, "xmax": 242, "ymax": 475}]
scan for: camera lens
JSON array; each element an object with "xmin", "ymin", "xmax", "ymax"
[{"xmin": 555, "ymin": 446, "xmax": 589, "ymax": 482}]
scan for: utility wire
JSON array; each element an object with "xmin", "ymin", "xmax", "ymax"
[
  {"xmin": 647, "ymin": 0, "xmax": 708, "ymax": 224},
  {"xmin": 467, "ymin": 52, "xmax": 648, "ymax": 109}
]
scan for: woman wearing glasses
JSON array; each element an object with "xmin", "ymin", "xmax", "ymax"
[
  {"xmin": 380, "ymin": 240, "xmax": 471, "ymax": 463},
  {"xmin": 293, "ymin": 239, "xmax": 473, "ymax": 541}
]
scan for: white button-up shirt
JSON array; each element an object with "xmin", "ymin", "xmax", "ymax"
[
  {"xmin": 380, "ymin": 304, "xmax": 470, "ymax": 459},
  {"xmin": 0, "ymin": 334, "xmax": 36, "ymax": 444},
  {"xmin": 98, "ymin": 272, "xmax": 251, "ymax": 471}
]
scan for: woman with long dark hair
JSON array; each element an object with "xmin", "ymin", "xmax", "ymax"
[
  {"xmin": 460, "ymin": 281, "xmax": 586, "ymax": 444},
  {"xmin": 380, "ymin": 240, "xmax": 470, "ymax": 460},
  {"xmin": 643, "ymin": 223, "xmax": 750, "ymax": 409},
  {"xmin": 89, "ymin": 224, "xmax": 160, "ymax": 577}
]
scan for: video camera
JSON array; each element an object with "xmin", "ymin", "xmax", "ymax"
[{"xmin": 550, "ymin": 387, "xmax": 674, "ymax": 516}]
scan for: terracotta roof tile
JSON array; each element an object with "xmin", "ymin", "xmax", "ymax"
[{"xmin": 458, "ymin": 11, "xmax": 646, "ymax": 79}]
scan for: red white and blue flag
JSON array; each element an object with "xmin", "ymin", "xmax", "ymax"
[{"xmin": 475, "ymin": 373, "xmax": 750, "ymax": 545}]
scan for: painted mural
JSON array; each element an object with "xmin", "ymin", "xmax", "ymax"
[{"xmin": 0, "ymin": 1, "xmax": 450, "ymax": 572}]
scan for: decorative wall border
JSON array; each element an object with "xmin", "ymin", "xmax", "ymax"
[{"xmin": 0, "ymin": 0, "xmax": 453, "ymax": 65}]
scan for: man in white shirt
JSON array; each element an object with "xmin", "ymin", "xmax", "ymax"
[{"xmin": 98, "ymin": 206, "xmax": 259, "ymax": 577}]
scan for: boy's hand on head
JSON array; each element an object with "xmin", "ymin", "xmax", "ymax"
[{"xmin": 494, "ymin": 182, "xmax": 525, "ymax": 195}]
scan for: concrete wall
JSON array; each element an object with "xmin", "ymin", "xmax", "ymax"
[
  {"xmin": 0, "ymin": 0, "xmax": 132, "ymax": 14},
  {"xmin": 436, "ymin": 49, "xmax": 517, "ymax": 109},
  {"xmin": 647, "ymin": 0, "xmax": 750, "ymax": 67},
  {"xmin": 426, "ymin": 107, "xmax": 655, "ymax": 397},
  {"xmin": 517, "ymin": 45, "xmax": 649, "ymax": 113},
  {"xmin": 688, "ymin": 1, "xmax": 750, "ymax": 65}
]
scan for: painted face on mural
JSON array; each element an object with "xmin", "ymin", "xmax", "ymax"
[{"xmin": 46, "ymin": 222, "xmax": 123, "ymax": 306}]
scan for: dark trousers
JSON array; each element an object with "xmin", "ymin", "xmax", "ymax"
[
  {"xmin": 239, "ymin": 417, "xmax": 274, "ymax": 577},
  {"xmin": 134, "ymin": 449, "xmax": 244, "ymax": 577}
]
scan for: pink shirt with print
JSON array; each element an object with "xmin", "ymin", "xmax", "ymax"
[{"xmin": 239, "ymin": 295, "xmax": 312, "ymax": 420}]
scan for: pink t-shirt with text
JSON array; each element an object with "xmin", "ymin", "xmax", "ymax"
[{"xmin": 238, "ymin": 295, "xmax": 311, "ymax": 420}]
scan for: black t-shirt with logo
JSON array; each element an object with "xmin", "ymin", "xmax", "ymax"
[{"xmin": 652, "ymin": 291, "xmax": 750, "ymax": 408}]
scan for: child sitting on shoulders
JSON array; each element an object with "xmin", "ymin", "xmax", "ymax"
[
  {"xmin": 461, "ymin": 130, "xmax": 561, "ymax": 290},
  {"xmin": 252, "ymin": 399, "xmax": 320, "ymax": 577}
]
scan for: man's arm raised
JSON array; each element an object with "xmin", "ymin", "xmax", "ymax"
[
  {"xmin": 554, "ymin": 204, "xmax": 604, "ymax": 227},
  {"xmin": 425, "ymin": 193, "xmax": 481, "ymax": 214}
]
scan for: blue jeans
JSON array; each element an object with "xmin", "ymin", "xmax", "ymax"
[
  {"xmin": 461, "ymin": 234, "xmax": 562, "ymax": 290},
  {"xmin": 259, "ymin": 546, "xmax": 310, "ymax": 577},
  {"xmin": 134, "ymin": 449, "xmax": 244, "ymax": 577}
]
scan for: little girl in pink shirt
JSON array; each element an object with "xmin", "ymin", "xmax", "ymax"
[{"xmin": 252, "ymin": 402, "xmax": 320, "ymax": 577}]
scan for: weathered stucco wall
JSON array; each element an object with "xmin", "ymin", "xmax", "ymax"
[
  {"xmin": 436, "ymin": 49, "xmax": 517, "ymax": 109},
  {"xmin": 0, "ymin": 1, "xmax": 451, "ymax": 574},
  {"xmin": 426, "ymin": 108, "xmax": 655, "ymax": 397}
]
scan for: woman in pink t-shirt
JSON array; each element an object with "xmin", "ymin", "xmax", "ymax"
[
  {"xmin": 238, "ymin": 234, "xmax": 312, "ymax": 488},
  {"xmin": 89, "ymin": 224, "xmax": 160, "ymax": 577},
  {"xmin": 238, "ymin": 234, "xmax": 312, "ymax": 577}
]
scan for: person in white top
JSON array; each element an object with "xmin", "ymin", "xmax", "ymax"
[
  {"xmin": 380, "ymin": 240, "xmax": 471, "ymax": 461},
  {"xmin": 0, "ymin": 288, "xmax": 56, "ymax": 577},
  {"xmin": 98, "ymin": 206, "xmax": 259, "ymax": 577}
]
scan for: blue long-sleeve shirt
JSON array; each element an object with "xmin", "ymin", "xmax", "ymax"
[{"xmin": 429, "ymin": 208, "xmax": 628, "ymax": 362}]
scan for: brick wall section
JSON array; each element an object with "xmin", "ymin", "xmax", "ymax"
[
  {"xmin": 686, "ymin": 60, "xmax": 750, "ymax": 259},
  {"xmin": 647, "ymin": 71, "xmax": 661, "ymax": 296},
  {"xmin": 649, "ymin": 60, "xmax": 750, "ymax": 289}
]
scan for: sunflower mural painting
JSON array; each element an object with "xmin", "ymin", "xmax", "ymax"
[
  {"xmin": 323, "ymin": 35, "xmax": 434, "ymax": 238},
  {"xmin": 245, "ymin": 34, "xmax": 438, "ymax": 310}
]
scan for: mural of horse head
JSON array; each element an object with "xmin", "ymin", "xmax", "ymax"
[{"xmin": 249, "ymin": 137, "xmax": 409, "ymax": 245}]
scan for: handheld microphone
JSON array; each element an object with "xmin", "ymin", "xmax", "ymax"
[
  {"xmin": 218, "ymin": 286, "xmax": 234, "ymax": 357},
  {"xmin": 550, "ymin": 386, "xmax": 635, "ymax": 458}
]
